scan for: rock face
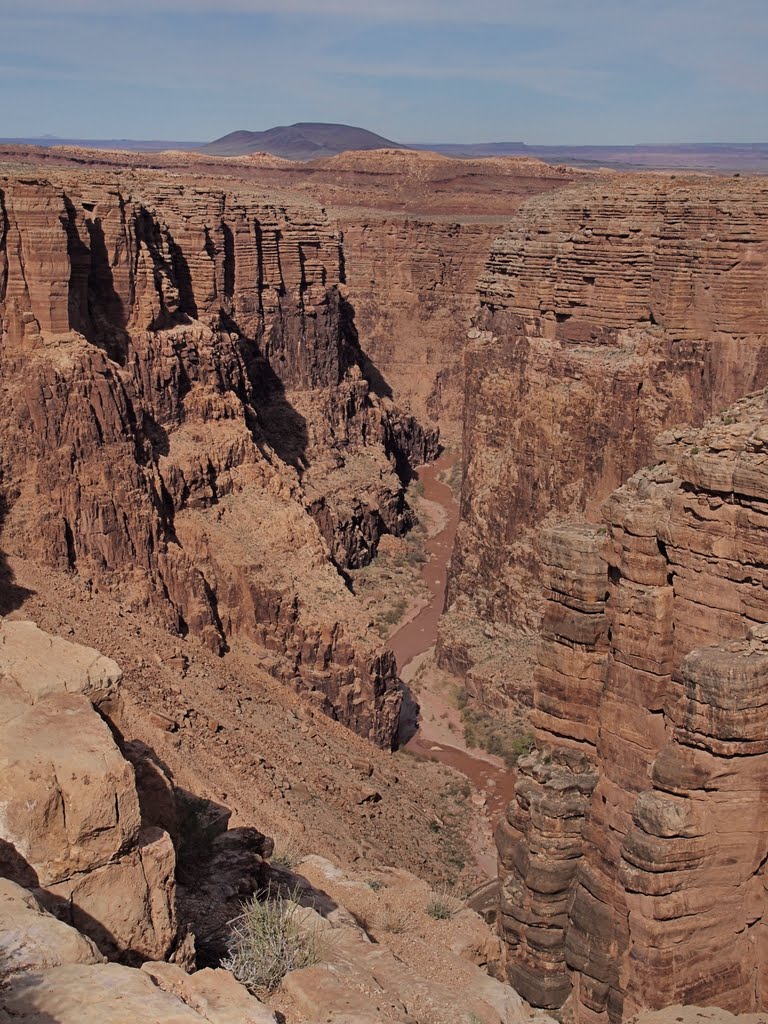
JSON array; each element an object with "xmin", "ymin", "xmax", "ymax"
[
  {"xmin": 0, "ymin": 621, "xmax": 179, "ymax": 963},
  {"xmin": 442, "ymin": 176, "xmax": 768, "ymax": 710},
  {"xmin": 497, "ymin": 392, "xmax": 768, "ymax": 1021},
  {"xmin": 338, "ymin": 215, "xmax": 505, "ymax": 435},
  {"xmin": 0, "ymin": 170, "xmax": 438, "ymax": 745}
]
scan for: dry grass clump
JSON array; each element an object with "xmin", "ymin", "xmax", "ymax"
[
  {"xmin": 376, "ymin": 899, "xmax": 417, "ymax": 935},
  {"xmin": 426, "ymin": 883, "xmax": 463, "ymax": 921},
  {"xmin": 269, "ymin": 841, "xmax": 302, "ymax": 870},
  {"xmin": 223, "ymin": 886, "xmax": 324, "ymax": 993}
]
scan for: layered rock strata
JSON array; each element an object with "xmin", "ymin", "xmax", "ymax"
[
  {"xmin": 0, "ymin": 171, "xmax": 437, "ymax": 745},
  {"xmin": 497, "ymin": 392, "xmax": 768, "ymax": 1021},
  {"xmin": 442, "ymin": 176, "xmax": 768, "ymax": 709},
  {"xmin": 337, "ymin": 215, "xmax": 506, "ymax": 435}
]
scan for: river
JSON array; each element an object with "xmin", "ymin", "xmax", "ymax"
[{"xmin": 388, "ymin": 453, "xmax": 517, "ymax": 866}]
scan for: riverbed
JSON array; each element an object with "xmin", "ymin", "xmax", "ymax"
[{"xmin": 388, "ymin": 453, "xmax": 517, "ymax": 870}]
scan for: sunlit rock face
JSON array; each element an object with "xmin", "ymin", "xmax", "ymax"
[
  {"xmin": 498, "ymin": 391, "xmax": 768, "ymax": 1021},
  {"xmin": 0, "ymin": 171, "xmax": 439, "ymax": 746}
]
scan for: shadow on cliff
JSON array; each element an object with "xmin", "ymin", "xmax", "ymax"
[
  {"xmin": 340, "ymin": 295, "xmax": 394, "ymax": 401},
  {"xmin": 63, "ymin": 198, "xmax": 132, "ymax": 366},
  {"xmin": 395, "ymin": 684, "xmax": 421, "ymax": 746},
  {"xmin": 239, "ymin": 348, "xmax": 311, "ymax": 474},
  {"xmin": 0, "ymin": 494, "xmax": 33, "ymax": 614}
]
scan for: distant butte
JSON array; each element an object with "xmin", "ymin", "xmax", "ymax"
[{"xmin": 202, "ymin": 121, "xmax": 405, "ymax": 160}]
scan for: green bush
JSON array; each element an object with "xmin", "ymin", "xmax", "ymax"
[
  {"xmin": 457, "ymin": 695, "xmax": 535, "ymax": 769},
  {"xmin": 223, "ymin": 886, "xmax": 323, "ymax": 993}
]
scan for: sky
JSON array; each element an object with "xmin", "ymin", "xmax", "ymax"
[{"xmin": 1, "ymin": 0, "xmax": 766, "ymax": 145}]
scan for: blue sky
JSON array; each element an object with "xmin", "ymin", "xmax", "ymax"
[{"xmin": 1, "ymin": 0, "xmax": 766, "ymax": 144}]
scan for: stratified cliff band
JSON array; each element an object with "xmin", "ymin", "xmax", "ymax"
[
  {"xmin": 499, "ymin": 393, "xmax": 768, "ymax": 1021},
  {"xmin": 441, "ymin": 175, "xmax": 768, "ymax": 712}
]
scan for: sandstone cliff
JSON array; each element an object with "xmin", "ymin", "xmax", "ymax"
[
  {"xmin": 441, "ymin": 176, "xmax": 768, "ymax": 711},
  {"xmin": 0, "ymin": 169, "xmax": 438, "ymax": 746},
  {"xmin": 497, "ymin": 391, "xmax": 768, "ymax": 1021},
  {"xmin": 337, "ymin": 215, "xmax": 503, "ymax": 437}
]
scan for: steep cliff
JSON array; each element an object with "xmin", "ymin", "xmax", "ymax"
[
  {"xmin": 0, "ymin": 144, "xmax": 583, "ymax": 445},
  {"xmin": 497, "ymin": 392, "xmax": 768, "ymax": 1021},
  {"xmin": 337, "ymin": 214, "xmax": 503, "ymax": 437},
  {"xmin": 0, "ymin": 169, "xmax": 436, "ymax": 746},
  {"xmin": 441, "ymin": 175, "xmax": 768, "ymax": 709}
]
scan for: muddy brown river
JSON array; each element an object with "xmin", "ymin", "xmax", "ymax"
[{"xmin": 389, "ymin": 453, "xmax": 517, "ymax": 835}]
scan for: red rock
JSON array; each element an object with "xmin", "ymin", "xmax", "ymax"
[
  {"xmin": 498, "ymin": 393, "xmax": 768, "ymax": 1021},
  {"xmin": 442, "ymin": 176, "xmax": 768, "ymax": 711}
]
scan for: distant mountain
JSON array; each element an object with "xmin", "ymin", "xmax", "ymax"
[{"xmin": 202, "ymin": 122, "xmax": 405, "ymax": 160}]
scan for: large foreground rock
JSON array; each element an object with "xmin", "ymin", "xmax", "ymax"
[
  {"xmin": 0, "ymin": 623, "xmax": 178, "ymax": 962},
  {"xmin": 0, "ymin": 962, "xmax": 275, "ymax": 1024}
]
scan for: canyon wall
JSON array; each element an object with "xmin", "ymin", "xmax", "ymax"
[
  {"xmin": 0, "ymin": 169, "xmax": 437, "ymax": 746},
  {"xmin": 440, "ymin": 176, "xmax": 768, "ymax": 711},
  {"xmin": 497, "ymin": 392, "xmax": 768, "ymax": 1021},
  {"xmin": 337, "ymin": 214, "xmax": 505, "ymax": 437}
]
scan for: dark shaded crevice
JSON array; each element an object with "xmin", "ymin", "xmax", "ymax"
[
  {"xmin": 84, "ymin": 215, "xmax": 131, "ymax": 365},
  {"xmin": 0, "ymin": 490, "xmax": 33, "ymax": 614},
  {"xmin": 221, "ymin": 221, "xmax": 235, "ymax": 300},
  {"xmin": 0, "ymin": 187, "xmax": 8, "ymax": 305},
  {"xmin": 62, "ymin": 194, "xmax": 92, "ymax": 336},
  {"xmin": 167, "ymin": 233, "xmax": 198, "ymax": 320}
]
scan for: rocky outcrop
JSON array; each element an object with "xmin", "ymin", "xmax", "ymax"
[
  {"xmin": 0, "ymin": 170, "xmax": 439, "ymax": 745},
  {"xmin": 443, "ymin": 176, "xmax": 768, "ymax": 709},
  {"xmin": 497, "ymin": 392, "xmax": 768, "ymax": 1021},
  {"xmin": 496, "ymin": 526, "xmax": 606, "ymax": 1007},
  {"xmin": 0, "ymin": 621, "xmax": 179, "ymax": 963},
  {"xmin": 0, "ymin": 907, "xmax": 277, "ymax": 1024}
]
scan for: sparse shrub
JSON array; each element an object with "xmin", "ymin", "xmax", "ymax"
[
  {"xmin": 440, "ymin": 460, "xmax": 463, "ymax": 498},
  {"xmin": 380, "ymin": 596, "xmax": 408, "ymax": 628},
  {"xmin": 426, "ymin": 883, "xmax": 462, "ymax": 921},
  {"xmin": 459, "ymin": 700, "xmax": 535, "ymax": 769},
  {"xmin": 427, "ymin": 898, "xmax": 453, "ymax": 920},
  {"xmin": 404, "ymin": 541, "xmax": 428, "ymax": 566},
  {"xmin": 223, "ymin": 886, "xmax": 324, "ymax": 993},
  {"xmin": 510, "ymin": 733, "xmax": 536, "ymax": 759},
  {"xmin": 376, "ymin": 901, "xmax": 415, "ymax": 934},
  {"xmin": 445, "ymin": 778, "xmax": 471, "ymax": 800},
  {"xmin": 366, "ymin": 878, "xmax": 384, "ymax": 891},
  {"xmin": 428, "ymin": 819, "xmax": 442, "ymax": 833},
  {"xmin": 447, "ymin": 852, "xmax": 466, "ymax": 871},
  {"xmin": 270, "ymin": 843, "xmax": 301, "ymax": 871}
]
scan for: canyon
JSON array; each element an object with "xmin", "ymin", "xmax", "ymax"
[{"xmin": 2, "ymin": 142, "xmax": 768, "ymax": 1024}]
